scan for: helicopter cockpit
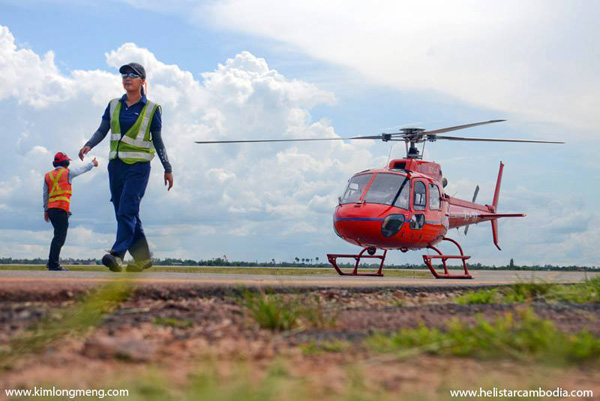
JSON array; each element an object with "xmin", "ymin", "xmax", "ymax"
[{"xmin": 340, "ymin": 173, "xmax": 409, "ymax": 209}]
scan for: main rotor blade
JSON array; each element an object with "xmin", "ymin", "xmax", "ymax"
[
  {"xmin": 434, "ymin": 135, "xmax": 565, "ymax": 144},
  {"xmin": 422, "ymin": 120, "xmax": 505, "ymax": 135},
  {"xmin": 195, "ymin": 135, "xmax": 382, "ymax": 144}
]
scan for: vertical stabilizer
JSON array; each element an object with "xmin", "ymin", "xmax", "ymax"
[
  {"xmin": 491, "ymin": 162, "xmax": 504, "ymax": 250},
  {"xmin": 492, "ymin": 162, "xmax": 504, "ymax": 212},
  {"xmin": 491, "ymin": 219, "xmax": 501, "ymax": 250}
]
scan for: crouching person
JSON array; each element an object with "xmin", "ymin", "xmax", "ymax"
[{"xmin": 43, "ymin": 152, "xmax": 98, "ymax": 271}]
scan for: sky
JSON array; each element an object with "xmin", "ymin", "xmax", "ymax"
[{"xmin": 0, "ymin": 0, "xmax": 598, "ymax": 266}]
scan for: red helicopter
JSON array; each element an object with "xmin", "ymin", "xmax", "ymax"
[{"xmin": 196, "ymin": 120, "xmax": 563, "ymax": 279}]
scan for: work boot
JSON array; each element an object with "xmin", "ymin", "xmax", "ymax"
[
  {"xmin": 102, "ymin": 251, "xmax": 123, "ymax": 272},
  {"xmin": 129, "ymin": 236, "xmax": 151, "ymax": 261},
  {"xmin": 126, "ymin": 259, "xmax": 153, "ymax": 272},
  {"xmin": 47, "ymin": 264, "xmax": 69, "ymax": 271}
]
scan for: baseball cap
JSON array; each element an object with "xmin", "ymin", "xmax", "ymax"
[
  {"xmin": 53, "ymin": 152, "xmax": 71, "ymax": 163},
  {"xmin": 119, "ymin": 62, "xmax": 146, "ymax": 79}
]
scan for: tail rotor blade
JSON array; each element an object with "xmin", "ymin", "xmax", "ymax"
[
  {"xmin": 464, "ymin": 185, "xmax": 480, "ymax": 235},
  {"xmin": 472, "ymin": 185, "xmax": 480, "ymax": 203}
]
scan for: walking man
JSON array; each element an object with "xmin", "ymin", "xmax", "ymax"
[{"xmin": 44, "ymin": 152, "xmax": 98, "ymax": 271}]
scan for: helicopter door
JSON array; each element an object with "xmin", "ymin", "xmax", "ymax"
[{"xmin": 410, "ymin": 180, "xmax": 427, "ymax": 229}]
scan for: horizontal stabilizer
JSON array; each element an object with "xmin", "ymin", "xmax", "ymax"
[{"xmin": 479, "ymin": 213, "xmax": 526, "ymax": 219}]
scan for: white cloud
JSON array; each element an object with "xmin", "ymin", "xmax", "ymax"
[
  {"xmin": 0, "ymin": 22, "xmax": 597, "ymax": 267},
  {"xmin": 0, "ymin": 24, "xmax": 378, "ymax": 262},
  {"xmin": 0, "ymin": 26, "xmax": 121, "ymax": 108},
  {"xmin": 202, "ymin": 0, "xmax": 599, "ymax": 133}
]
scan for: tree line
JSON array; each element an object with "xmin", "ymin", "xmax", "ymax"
[{"xmin": 0, "ymin": 257, "xmax": 598, "ymax": 271}]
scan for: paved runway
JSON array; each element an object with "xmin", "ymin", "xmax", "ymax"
[{"xmin": 0, "ymin": 269, "xmax": 596, "ymax": 294}]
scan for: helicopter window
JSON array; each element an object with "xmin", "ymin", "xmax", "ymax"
[
  {"xmin": 413, "ymin": 180, "xmax": 427, "ymax": 210},
  {"xmin": 363, "ymin": 173, "xmax": 409, "ymax": 207},
  {"xmin": 410, "ymin": 214, "xmax": 425, "ymax": 229},
  {"xmin": 393, "ymin": 178, "xmax": 410, "ymax": 209},
  {"xmin": 429, "ymin": 184, "xmax": 441, "ymax": 210},
  {"xmin": 340, "ymin": 174, "xmax": 373, "ymax": 204}
]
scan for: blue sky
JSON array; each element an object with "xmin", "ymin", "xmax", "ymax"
[{"xmin": 1, "ymin": 0, "xmax": 598, "ymax": 266}]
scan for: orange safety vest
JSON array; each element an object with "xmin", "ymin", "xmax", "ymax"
[{"xmin": 45, "ymin": 168, "xmax": 72, "ymax": 212}]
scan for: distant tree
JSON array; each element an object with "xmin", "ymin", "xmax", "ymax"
[
  {"xmin": 295, "ymin": 257, "xmax": 300, "ymax": 263},
  {"xmin": 509, "ymin": 258, "xmax": 515, "ymax": 268},
  {"xmin": 315, "ymin": 256, "xmax": 319, "ymax": 263}
]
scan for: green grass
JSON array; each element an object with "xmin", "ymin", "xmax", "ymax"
[
  {"xmin": 112, "ymin": 365, "xmax": 288, "ymax": 401},
  {"xmin": 241, "ymin": 291, "xmax": 338, "ymax": 331},
  {"xmin": 366, "ymin": 308, "xmax": 600, "ymax": 364},
  {"xmin": 242, "ymin": 291, "xmax": 303, "ymax": 331},
  {"xmin": 456, "ymin": 277, "xmax": 600, "ymax": 304},
  {"xmin": 119, "ymin": 362, "xmax": 396, "ymax": 401},
  {"xmin": 300, "ymin": 296, "xmax": 339, "ymax": 328},
  {"xmin": 0, "ymin": 279, "xmax": 133, "ymax": 368},
  {"xmin": 456, "ymin": 287, "xmax": 501, "ymax": 304},
  {"xmin": 154, "ymin": 317, "xmax": 193, "ymax": 329},
  {"xmin": 0, "ymin": 264, "xmax": 431, "ymax": 278},
  {"xmin": 301, "ymin": 340, "xmax": 351, "ymax": 355}
]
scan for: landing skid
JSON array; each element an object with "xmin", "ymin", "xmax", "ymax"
[
  {"xmin": 327, "ymin": 248, "xmax": 387, "ymax": 276},
  {"xmin": 423, "ymin": 237, "xmax": 472, "ymax": 279},
  {"xmin": 328, "ymin": 237, "xmax": 473, "ymax": 279}
]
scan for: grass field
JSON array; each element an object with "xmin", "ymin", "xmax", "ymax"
[
  {"xmin": 0, "ymin": 264, "xmax": 432, "ymax": 278},
  {"xmin": 1, "ymin": 275, "xmax": 599, "ymax": 400}
]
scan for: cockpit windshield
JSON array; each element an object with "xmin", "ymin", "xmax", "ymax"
[
  {"xmin": 340, "ymin": 174, "xmax": 373, "ymax": 204},
  {"xmin": 363, "ymin": 173, "xmax": 409, "ymax": 209}
]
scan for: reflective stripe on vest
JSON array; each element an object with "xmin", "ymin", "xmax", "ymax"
[
  {"xmin": 108, "ymin": 151, "xmax": 154, "ymax": 161},
  {"xmin": 108, "ymin": 98, "xmax": 158, "ymax": 163},
  {"xmin": 46, "ymin": 168, "xmax": 72, "ymax": 212}
]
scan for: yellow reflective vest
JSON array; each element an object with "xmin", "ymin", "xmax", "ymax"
[
  {"xmin": 45, "ymin": 168, "xmax": 72, "ymax": 212},
  {"xmin": 108, "ymin": 98, "xmax": 160, "ymax": 163}
]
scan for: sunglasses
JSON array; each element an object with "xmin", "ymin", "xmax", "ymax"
[{"xmin": 121, "ymin": 72, "xmax": 141, "ymax": 79}]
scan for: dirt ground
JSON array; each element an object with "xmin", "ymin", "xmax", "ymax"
[{"xmin": 1, "ymin": 285, "xmax": 599, "ymax": 400}]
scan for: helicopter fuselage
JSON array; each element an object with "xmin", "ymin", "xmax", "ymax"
[{"xmin": 333, "ymin": 158, "xmax": 504, "ymax": 251}]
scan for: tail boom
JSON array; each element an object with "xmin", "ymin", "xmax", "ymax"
[{"xmin": 446, "ymin": 162, "xmax": 525, "ymax": 249}]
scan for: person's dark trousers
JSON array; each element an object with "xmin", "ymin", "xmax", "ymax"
[
  {"xmin": 47, "ymin": 208, "xmax": 69, "ymax": 269},
  {"xmin": 108, "ymin": 158, "xmax": 151, "ymax": 260}
]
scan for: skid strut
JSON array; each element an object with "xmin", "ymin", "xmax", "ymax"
[
  {"xmin": 328, "ymin": 248, "xmax": 387, "ymax": 277},
  {"xmin": 423, "ymin": 237, "xmax": 472, "ymax": 279}
]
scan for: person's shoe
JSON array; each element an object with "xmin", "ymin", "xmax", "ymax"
[
  {"xmin": 126, "ymin": 259, "xmax": 153, "ymax": 272},
  {"xmin": 102, "ymin": 251, "xmax": 123, "ymax": 272},
  {"xmin": 47, "ymin": 265, "xmax": 69, "ymax": 271}
]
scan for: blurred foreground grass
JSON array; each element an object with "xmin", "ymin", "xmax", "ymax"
[
  {"xmin": 366, "ymin": 307, "xmax": 600, "ymax": 364},
  {"xmin": 0, "ymin": 279, "xmax": 133, "ymax": 369},
  {"xmin": 456, "ymin": 276, "xmax": 600, "ymax": 304},
  {"xmin": 2, "ymin": 276, "xmax": 599, "ymax": 400}
]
